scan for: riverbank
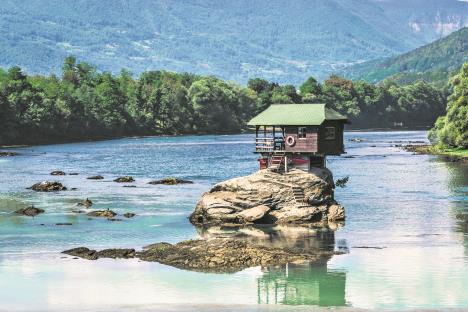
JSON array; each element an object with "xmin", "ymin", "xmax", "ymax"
[
  {"xmin": 403, "ymin": 144, "xmax": 468, "ymax": 162},
  {"xmin": 1, "ymin": 128, "xmax": 433, "ymax": 149}
]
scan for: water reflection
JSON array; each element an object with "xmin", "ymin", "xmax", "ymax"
[
  {"xmin": 197, "ymin": 225, "xmax": 347, "ymax": 306},
  {"xmin": 444, "ymin": 161, "xmax": 468, "ymax": 254},
  {"xmin": 258, "ymin": 262, "xmax": 346, "ymax": 306}
]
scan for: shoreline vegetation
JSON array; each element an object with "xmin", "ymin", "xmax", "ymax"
[
  {"xmin": 1, "ymin": 56, "xmax": 449, "ymax": 147},
  {"xmin": 0, "ymin": 127, "xmax": 432, "ymax": 150},
  {"xmin": 403, "ymin": 144, "xmax": 468, "ymax": 162}
]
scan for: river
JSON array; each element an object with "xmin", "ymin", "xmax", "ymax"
[{"xmin": 0, "ymin": 131, "xmax": 467, "ymax": 311}]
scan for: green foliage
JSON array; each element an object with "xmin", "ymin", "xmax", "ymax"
[
  {"xmin": 0, "ymin": 59, "xmax": 256, "ymax": 145},
  {"xmin": 0, "ymin": 57, "xmax": 453, "ymax": 146},
  {"xmin": 343, "ymin": 27, "xmax": 468, "ymax": 86},
  {"xmin": 429, "ymin": 63, "xmax": 468, "ymax": 148}
]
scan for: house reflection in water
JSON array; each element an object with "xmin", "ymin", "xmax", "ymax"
[
  {"xmin": 257, "ymin": 261, "xmax": 346, "ymax": 306},
  {"xmin": 254, "ymin": 228, "xmax": 347, "ymax": 306},
  {"xmin": 197, "ymin": 224, "xmax": 347, "ymax": 306}
]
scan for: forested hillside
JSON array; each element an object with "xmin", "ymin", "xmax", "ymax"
[
  {"xmin": 0, "ymin": 57, "xmax": 448, "ymax": 146},
  {"xmin": 0, "ymin": 0, "xmax": 466, "ymax": 84},
  {"xmin": 342, "ymin": 27, "xmax": 468, "ymax": 86}
]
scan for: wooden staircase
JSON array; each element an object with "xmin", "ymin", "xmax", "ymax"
[
  {"xmin": 268, "ymin": 153, "xmax": 285, "ymax": 172},
  {"xmin": 291, "ymin": 185, "xmax": 305, "ymax": 204}
]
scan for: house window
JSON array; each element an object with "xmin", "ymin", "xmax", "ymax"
[
  {"xmin": 325, "ymin": 127, "xmax": 335, "ymax": 140},
  {"xmin": 298, "ymin": 127, "xmax": 307, "ymax": 139}
]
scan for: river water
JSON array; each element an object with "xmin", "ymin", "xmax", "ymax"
[{"xmin": 0, "ymin": 131, "xmax": 466, "ymax": 311}]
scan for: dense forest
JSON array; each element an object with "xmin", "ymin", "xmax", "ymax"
[
  {"xmin": 429, "ymin": 64, "xmax": 468, "ymax": 149},
  {"xmin": 0, "ymin": 56, "xmax": 452, "ymax": 146}
]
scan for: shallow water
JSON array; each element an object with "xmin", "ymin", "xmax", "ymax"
[{"xmin": 0, "ymin": 131, "xmax": 467, "ymax": 311}]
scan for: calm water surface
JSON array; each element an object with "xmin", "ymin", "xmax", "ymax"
[{"xmin": 0, "ymin": 131, "xmax": 467, "ymax": 311}]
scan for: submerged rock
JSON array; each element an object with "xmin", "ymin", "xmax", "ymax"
[
  {"xmin": 50, "ymin": 170, "xmax": 66, "ymax": 176},
  {"xmin": 149, "ymin": 177, "xmax": 193, "ymax": 185},
  {"xmin": 0, "ymin": 151, "xmax": 18, "ymax": 157},
  {"xmin": 63, "ymin": 247, "xmax": 98, "ymax": 260},
  {"xmin": 190, "ymin": 169, "xmax": 344, "ymax": 227},
  {"xmin": 87, "ymin": 175, "xmax": 104, "ymax": 180},
  {"xmin": 15, "ymin": 206, "xmax": 45, "ymax": 217},
  {"xmin": 123, "ymin": 212, "xmax": 136, "ymax": 218},
  {"xmin": 77, "ymin": 198, "xmax": 93, "ymax": 208},
  {"xmin": 64, "ymin": 237, "xmax": 334, "ymax": 272},
  {"xmin": 114, "ymin": 176, "xmax": 135, "ymax": 183},
  {"xmin": 28, "ymin": 181, "xmax": 67, "ymax": 192},
  {"xmin": 69, "ymin": 172, "xmax": 79, "ymax": 176},
  {"xmin": 96, "ymin": 248, "xmax": 135, "ymax": 259},
  {"xmin": 86, "ymin": 209, "xmax": 116, "ymax": 218}
]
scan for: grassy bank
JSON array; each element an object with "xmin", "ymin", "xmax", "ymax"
[{"xmin": 404, "ymin": 144, "xmax": 468, "ymax": 162}]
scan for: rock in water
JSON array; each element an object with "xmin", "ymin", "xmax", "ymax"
[
  {"xmin": 335, "ymin": 176, "xmax": 349, "ymax": 188},
  {"xmin": 28, "ymin": 181, "xmax": 67, "ymax": 192},
  {"xmin": 114, "ymin": 176, "xmax": 135, "ymax": 183},
  {"xmin": 50, "ymin": 170, "xmax": 66, "ymax": 176},
  {"xmin": 87, "ymin": 175, "xmax": 104, "ymax": 180},
  {"xmin": 0, "ymin": 151, "xmax": 18, "ymax": 157},
  {"xmin": 148, "ymin": 177, "xmax": 193, "ymax": 185},
  {"xmin": 190, "ymin": 168, "xmax": 344, "ymax": 227},
  {"xmin": 77, "ymin": 198, "xmax": 93, "ymax": 207},
  {"xmin": 138, "ymin": 238, "xmax": 333, "ymax": 273},
  {"xmin": 15, "ymin": 206, "xmax": 45, "ymax": 217},
  {"xmin": 86, "ymin": 209, "xmax": 117, "ymax": 218},
  {"xmin": 62, "ymin": 247, "xmax": 98, "ymax": 260},
  {"xmin": 123, "ymin": 212, "xmax": 136, "ymax": 218},
  {"xmin": 96, "ymin": 249, "xmax": 135, "ymax": 259}
]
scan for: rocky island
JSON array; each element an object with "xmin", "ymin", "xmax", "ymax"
[
  {"xmin": 190, "ymin": 168, "xmax": 344, "ymax": 228},
  {"xmin": 63, "ymin": 168, "xmax": 345, "ymax": 272}
]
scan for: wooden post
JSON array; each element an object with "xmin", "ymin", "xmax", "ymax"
[
  {"xmin": 284, "ymin": 155, "xmax": 288, "ymax": 172},
  {"xmin": 272, "ymin": 126, "xmax": 275, "ymax": 150}
]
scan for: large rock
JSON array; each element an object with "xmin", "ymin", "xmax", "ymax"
[
  {"xmin": 28, "ymin": 181, "xmax": 67, "ymax": 192},
  {"xmin": 190, "ymin": 168, "xmax": 344, "ymax": 227}
]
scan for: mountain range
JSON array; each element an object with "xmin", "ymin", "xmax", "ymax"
[
  {"xmin": 0, "ymin": 0, "xmax": 467, "ymax": 84},
  {"xmin": 341, "ymin": 27, "xmax": 468, "ymax": 85}
]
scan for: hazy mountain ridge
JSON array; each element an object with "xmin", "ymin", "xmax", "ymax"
[
  {"xmin": 0, "ymin": 0, "xmax": 466, "ymax": 84},
  {"xmin": 341, "ymin": 27, "xmax": 468, "ymax": 85}
]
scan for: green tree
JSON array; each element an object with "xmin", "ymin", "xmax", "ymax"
[{"xmin": 429, "ymin": 64, "xmax": 468, "ymax": 148}]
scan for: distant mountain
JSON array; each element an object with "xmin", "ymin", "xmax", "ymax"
[
  {"xmin": 341, "ymin": 27, "xmax": 468, "ymax": 85},
  {"xmin": 0, "ymin": 0, "xmax": 467, "ymax": 84}
]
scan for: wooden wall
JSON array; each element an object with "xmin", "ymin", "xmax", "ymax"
[
  {"xmin": 283, "ymin": 122, "xmax": 345, "ymax": 155},
  {"xmin": 317, "ymin": 120, "xmax": 345, "ymax": 155},
  {"xmin": 284, "ymin": 126, "xmax": 318, "ymax": 153}
]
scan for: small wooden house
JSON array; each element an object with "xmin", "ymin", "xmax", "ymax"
[{"xmin": 247, "ymin": 104, "xmax": 347, "ymax": 172}]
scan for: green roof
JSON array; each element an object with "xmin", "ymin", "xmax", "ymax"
[{"xmin": 247, "ymin": 104, "xmax": 347, "ymax": 126}]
